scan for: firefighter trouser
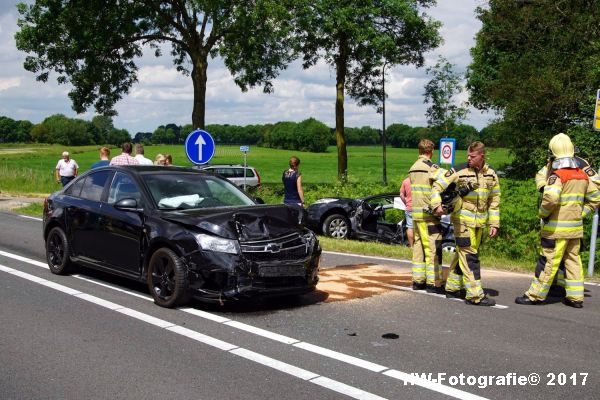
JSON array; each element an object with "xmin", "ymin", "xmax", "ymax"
[
  {"xmin": 540, "ymin": 218, "xmax": 566, "ymax": 289},
  {"xmin": 412, "ymin": 220, "xmax": 443, "ymax": 286},
  {"xmin": 445, "ymin": 223, "xmax": 485, "ymax": 302},
  {"xmin": 444, "ymin": 253, "xmax": 460, "ymax": 287},
  {"xmin": 525, "ymin": 238, "xmax": 584, "ymax": 302}
]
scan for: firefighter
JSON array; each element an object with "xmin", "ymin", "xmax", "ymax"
[
  {"xmin": 516, "ymin": 133, "xmax": 600, "ymax": 308},
  {"xmin": 534, "ymin": 153, "xmax": 600, "ymax": 295},
  {"xmin": 408, "ymin": 139, "xmax": 447, "ymax": 293},
  {"xmin": 431, "ymin": 141, "xmax": 501, "ymax": 306}
]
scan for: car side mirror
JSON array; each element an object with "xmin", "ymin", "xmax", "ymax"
[
  {"xmin": 254, "ymin": 197, "xmax": 265, "ymax": 204},
  {"xmin": 114, "ymin": 198, "xmax": 142, "ymax": 212}
]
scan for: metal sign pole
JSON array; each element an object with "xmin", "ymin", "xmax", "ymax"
[
  {"xmin": 243, "ymin": 151, "xmax": 247, "ymax": 191},
  {"xmin": 588, "ymin": 208, "xmax": 599, "ymax": 277}
]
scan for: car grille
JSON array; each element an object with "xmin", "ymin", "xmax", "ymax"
[{"xmin": 240, "ymin": 232, "xmax": 310, "ymax": 262}]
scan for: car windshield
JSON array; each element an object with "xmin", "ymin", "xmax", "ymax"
[{"xmin": 141, "ymin": 171, "xmax": 256, "ymax": 210}]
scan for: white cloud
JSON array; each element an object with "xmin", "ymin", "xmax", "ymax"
[
  {"xmin": 0, "ymin": 77, "xmax": 20, "ymax": 91},
  {"xmin": 0, "ymin": 0, "xmax": 496, "ymax": 133}
]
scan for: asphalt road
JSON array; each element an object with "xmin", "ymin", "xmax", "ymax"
[{"xmin": 1, "ymin": 211, "xmax": 599, "ymax": 400}]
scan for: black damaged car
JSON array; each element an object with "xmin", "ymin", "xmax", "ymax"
[
  {"xmin": 306, "ymin": 192, "xmax": 455, "ymax": 252},
  {"xmin": 43, "ymin": 166, "xmax": 321, "ymax": 307}
]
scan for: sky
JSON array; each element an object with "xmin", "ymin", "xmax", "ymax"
[{"xmin": 0, "ymin": 1, "xmax": 494, "ymax": 135}]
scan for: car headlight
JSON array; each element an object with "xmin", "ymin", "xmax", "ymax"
[
  {"xmin": 194, "ymin": 234, "xmax": 240, "ymax": 254},
  {"xmin": 314, "ymin": 198, "xmax": 339, "ymax": 204}
]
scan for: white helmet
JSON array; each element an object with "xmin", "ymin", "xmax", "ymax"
[{"xmin": 548, "ymin": 133, "xmax": 574, "ymax": 158}]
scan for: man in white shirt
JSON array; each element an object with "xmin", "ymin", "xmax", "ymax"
[
  {"xmin": 55, "ymin": 151, "xmax": 79, "ymax": 186},
  {"xmin": 134, "ymin": 143, "xmax": 154, "ymax": 165}
]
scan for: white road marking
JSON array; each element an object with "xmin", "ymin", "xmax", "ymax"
[
  {"xmin": 230, "ymin": 348, "xmax": 319, "ymax": 381},
  {"xmin": 178, "ymin": 307, "xmax": 230, "ymax": 323},
  {"xmin": 310, "ymin": 377, "xmax": 388, "ymax": 400},
  {"xmin": 293, "ymin": 342, "xmax": 388, "ymax": 373},
  {"xmin": 0, "ymin": 262, "xmax": 390, "ymax": 400},
  {"xmin": 0, "ymin": 250, "xmax": 48, "ymax": 268},
  {"xmin": 38, "ymin": 280, "xmax": 83, "ymax": 295},
  {"xmin": 167, "ymin": 325, "xmax": 238, "ymax": 351},
  {"xmin": 73, "ymin": 274, "xmax": 153, "ymax": 300},
  {"xmin": 73, "ymin": 293, "xmax": 124, "ymax": 310},
  {"xmin": 224, "ymin": 320, "xmax": 300, "ymax": 344},
  {"xmin": 384, "ymin": 370, "xmax": 488, "ymax": 400},
  {"xmin": 379, "ymin": 283, "xmax": 509, "ymax": 309},
  {"xmin": 19, "ymin": 215, "xmax": 43, "ymax": 221},
  {"xmin": 1, "ymin": 248, "xmax": 540, "ymax": 400},
  {"xmin": 323, "ymin": 250, "xmax": 411, "ymax": 265}
]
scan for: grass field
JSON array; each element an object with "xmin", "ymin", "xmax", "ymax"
[{"xmin": 0, "ymin": 143, "xmax": 513, "ymax": 197}]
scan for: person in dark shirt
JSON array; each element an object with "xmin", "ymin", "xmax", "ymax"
[
  {"xmin": 90, "ymin": 147, "xmax": 110, "ymax": 169},
  {"xmin": 282, "ymin": 156, "xmax": 304, "ymax": 206}
]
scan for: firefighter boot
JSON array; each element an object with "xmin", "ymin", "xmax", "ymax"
[
  {"xmin": 465, "ymin": 296, "xmax": 496, "ymax": 306},
  {"xmin": 563, "ymin": 298, "xmax": 583, "ymax": 309},
  {"xmin": 515, "ymin": 295, "xmax": 544, "ymax": 306}
]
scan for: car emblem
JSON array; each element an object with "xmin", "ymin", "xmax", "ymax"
[{"xmin": 265, "ymin": 243, "xmax": 282, "ymax": 253}]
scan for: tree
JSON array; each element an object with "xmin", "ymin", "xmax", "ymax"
[
  {"xmin": 467, "ymin": 0, "xmax": 600, "ymax": 175},
  {"xmin": 0, "ymin": 117, "xmax": 17, "ymax": 143},
  {"xmin": 296, "ymin": 0, "xmax": 441, "ymax": 180},
  {"xmin": 15, "ymin": 0, "xmax": 297, "ymax": 129},
  {"xmin": 423, "ymin": 56, "xmax": 469, "ymax": 134},
  {"xmin": 294, "ymin": 118, "xmax": 330, "ymax": 152},
  {"xmin": 41, "ymin": 114, "xmax": 94, "ymax": 145},
  {"xmin": 91, "ymin": 115, "xmax": 115, "ymax": 144},
  {"xmin": 387, "ymin": 123, "xmax": 415, "ymax": 148}
]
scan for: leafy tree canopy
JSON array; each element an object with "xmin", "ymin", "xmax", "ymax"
[
  {"xmin": 15, "ymin": 0, "xmax": 297, "ymax": 128},
  {"xmin": 295, "ymin": 0, "xmax": 441, "ymax": 179},
  {"xmin": 424, "ymin": 56, "xmax": 468, "ymax": 133},
  {"xmin": 467, "ymin": 0, "xmax": 600, "ymax": 175}
]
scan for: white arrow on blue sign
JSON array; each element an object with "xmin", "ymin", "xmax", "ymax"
[{"xmin": 184, "ymin": 129, "xmax": 215, "ymax": 165}]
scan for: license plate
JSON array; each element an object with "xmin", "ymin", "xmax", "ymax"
[{"xmin": 258, "ymin": 265, "xmax": 305, "ymax": 277}]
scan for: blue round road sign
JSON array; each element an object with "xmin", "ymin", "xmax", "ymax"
[{"xmin": 185, "ymin": 129, "xmax": 215, "ymax": 165}]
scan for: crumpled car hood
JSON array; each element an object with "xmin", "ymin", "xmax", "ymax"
[{"xmin": 161, "ymin": 204, "xmax": 303, "ymax": 241}]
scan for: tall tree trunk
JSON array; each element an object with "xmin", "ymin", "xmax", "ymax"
[
  {"xmin": 191, "ymin": 52, "xmax": 209, "ymax": 129},
  {"xmin": 335, "ymin": 44, "xmax": 348, "ymax": 182}
]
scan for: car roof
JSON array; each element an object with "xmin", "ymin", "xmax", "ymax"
[
  {"xmin": 196, "ymin": 164, "xmax": 254, "ymax": 168},
  {"xmin": 90, "ymin": 165, "xmax": 207, "ymax": 174}
]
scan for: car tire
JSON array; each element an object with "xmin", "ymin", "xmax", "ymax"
[
  {"xmin": 322, "ymin": 214, "xmax": 350, "ymax": 239},
  {"xmin": 147, "ymin": 248, "xmax": 190, "ymax": 308},
  {"xmin": 45, "ymin": 227, "xmax": 74, "ymax": 275}
]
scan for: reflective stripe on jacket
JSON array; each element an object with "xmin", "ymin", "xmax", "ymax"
[
  {"xmin": 536, "ymin": 157, "xmax": 600, "ymax": 192},
  {"xmin": 409, "ymin": 155, "xmax": 446, "ymax": 222},
  {"xmin": 540, "ymin": 168, "xmax": 600, "ymax": 238},
  {"xmin": 431, "ymin": 162, "xmax": 501, "ymax": 228}
]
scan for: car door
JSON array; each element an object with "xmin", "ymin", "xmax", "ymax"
[
  {"xmin": 354, "ymin": 194, "xmax": 401, "ymax": 242},
  {"xmin": 67, "ymin": 170, "xmax": 111, "ymax": 261},
  {"xmin": 96, "ymin": 171, "xmax": 145, "ymax": 275}
]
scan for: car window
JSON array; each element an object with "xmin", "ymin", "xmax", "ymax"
[
  {"xmin": 64, "ymin": 176, "xmax": 85, "ymax": 197},
  {"xmin": 79, "ymin": 170, "xmax": 110, "ymax": 202},
  {"xmin": 216, "ymin": 168, "xmax": 235, "ymax": 178},
  {"xmin": 142, "ymin": 172, "xmax": 255, "ymax": 209},
  {"xmin": 108, "ymin": 172, "xmax": 141, "ymax": 204},
  {"xmin": 244, "ymin": 168, "xmax": 255, "ymax": 178}
]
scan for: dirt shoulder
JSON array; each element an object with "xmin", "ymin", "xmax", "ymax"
[{"xmin": 0, "ymin": 195, "xmax": 45, "ymax": 211}]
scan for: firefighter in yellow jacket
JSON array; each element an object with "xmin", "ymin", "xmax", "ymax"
[
  {"xmin": 534, "ymin": 152, "xmax": 600, "ymax": 295},
  {"xmin": 516, "ymin": 133, "xmax": 600, "ymax": 308},
  {"xmin": 409, "ymin": 139, "xmax": 447, "ymax": 292},
  {"xmin": 431, "ymin": 141, "xmax": 500, "ymax": 306}
]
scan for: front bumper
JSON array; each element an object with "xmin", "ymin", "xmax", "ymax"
[{"xmin": 184, "ymin": 235, "xmax": 321, "ymax": 302}]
